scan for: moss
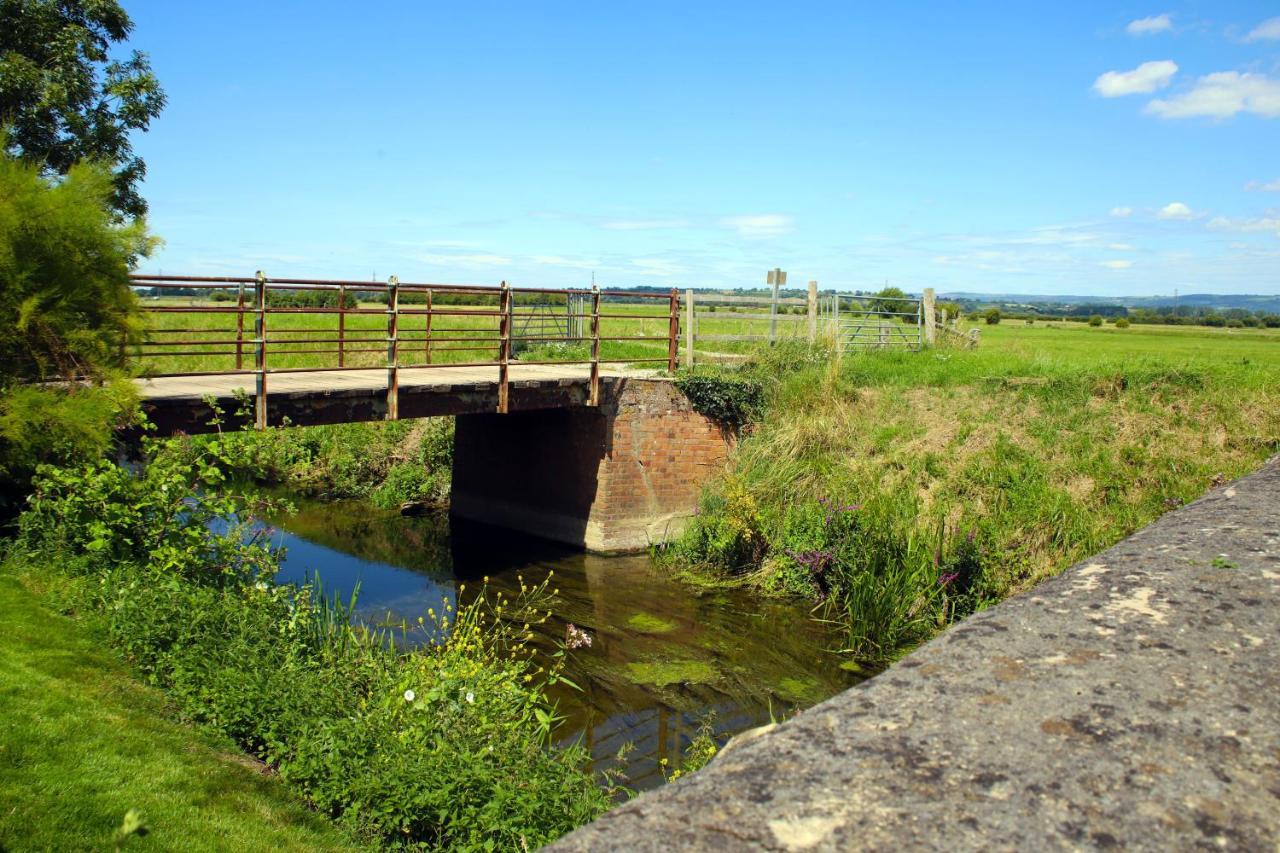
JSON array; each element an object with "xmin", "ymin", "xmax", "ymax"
[
  {"xmin": 775, "ymin": 675, "xmax": 825, "ymax": 705},
  {"xmin": 626, "ymin": 612, "xmax": 678, "ymax": 634},
  {"xmin": 625, "ymin": 660, "xmax": 717, "ymax": 687}
]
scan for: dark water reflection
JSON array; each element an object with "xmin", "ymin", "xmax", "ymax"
[{"xmin": 268, "ymin": 496, "xmax": 860, "ymax": 789}]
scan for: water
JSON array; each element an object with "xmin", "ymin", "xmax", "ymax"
[{"xmin": 267, "ymin": 495, "xmax": 860, "ymax": 789}]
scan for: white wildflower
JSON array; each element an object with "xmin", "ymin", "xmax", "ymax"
[
  {"xmin": 404, "ymin": 689, "xmax": 416, "ymax": 702},
  {"xmin": 465, "ymin": 691, "xmax": 475, "ymax": 704}
]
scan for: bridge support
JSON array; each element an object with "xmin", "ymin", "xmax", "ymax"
[{"xmin": 450, "ymin": 378, "xmax": 731, "ymax": 552}]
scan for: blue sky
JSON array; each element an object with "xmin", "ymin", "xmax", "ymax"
[{"xmin": 126, "ymin": 1, "xmax": 1280, "ymax": 296}]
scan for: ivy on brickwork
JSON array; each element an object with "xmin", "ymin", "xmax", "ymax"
[{"xmin": 674, "ymin": 374, "xmax": 764, "ymax": 430}]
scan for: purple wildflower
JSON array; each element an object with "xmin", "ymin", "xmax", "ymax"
[
  {"xmin": 565, "ymin": 623, "xmax": 593, "ymax": 650},
  {"xmin": 938, "ymin": 572, "xmax": 960, "ymax": 587}
]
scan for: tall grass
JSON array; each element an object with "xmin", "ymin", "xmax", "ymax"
[{"xmin": 665, "ymin": 324, "xmax": 1280, "ymax": 661}]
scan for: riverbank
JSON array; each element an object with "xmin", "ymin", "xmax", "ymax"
[
  {"xmin": 0, "ymin": 567, "xmax": 356, "ymax": 851},
  {"xmin": 551, "ymin": 454, "xmax": 1280, "ymax": 850},
  {"xmin": 666, "ymin": 325, "xmax": 1280, "ymax": 661}
]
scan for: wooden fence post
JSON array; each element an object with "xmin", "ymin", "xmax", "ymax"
[
  {"xmin": 807, "ymin": 280, "xmax": 818, "ymax": 342},
  {"xmin": 497, "ymin": 281, "xmax": 510, "ymax": 414},
  {"xmin": 337, "ymin": 283, "xmax": 346, "ymax": 367},
  {"xmin": 684, "ymin": 289, "xmax": 695, "ymax": 368},
  {"xmin": 588, "ymin": 285, "xmax": 600, "ymax": 406},
  {"xmin": 386, "ymin": 276, "xmax": 399, "ymax": 420},
  {"xmin": 254, "ymin": 270, "xmax": 267, "ymax": 430},
  {"xmin": 235, "ymin": 281, "xmax": 245, "ymax": 370},
  {"xmin": 424, "ymin": 289, "xmax": 433, "ymax": 364},
  {"xmin": 767, "ymin": 268, "xmax": 784, "ymax": 344},
  {"xmin": 667, "ymin": 288, "xmax": 679, "ymax": 372},
  {"xmin": 922, "ymin": 287, "xmax": 937, "ymax": 346}
]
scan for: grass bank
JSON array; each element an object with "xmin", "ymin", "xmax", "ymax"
[
  {"xmin": 667, "ymin": 323, "xmax": 1280, "ymax": 660},
  {"xmin": 0, "ymin": 567, "xmax": 356, "ymax": 851},
  {"xmin": 208, "ymin": 416, "xmax": 454, "ymax": 510},
  {"xmin": 5, "ymin": 433, "xmax": 612, "ymax": 849}
]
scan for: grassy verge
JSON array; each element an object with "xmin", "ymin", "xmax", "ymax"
[
  {"xmin": 208, "ymin": 417, "xmax": 454, "ymax": 509},
  {"xmin": 5, "ymin": 434, "xmax": 612, "ymax": 849},
  {"xmin": 0, "ymin": 567, "xmax": 357, "ymax": 851},
  {"xmin": 666, "ymin": 324, "xmax": 1280, "ymax": 661}
]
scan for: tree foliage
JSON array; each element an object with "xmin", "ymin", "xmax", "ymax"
[
  {"xmin": 0, "ymin": 155, "xmax": 150, "ymax": 520},
  {"xmin": 0, "ymin": 0, "xmax": 165, "ymax": 218}
]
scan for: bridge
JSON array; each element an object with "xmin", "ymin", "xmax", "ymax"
[{"xmin": 129, "ymin": 274, "xmax": 722, "ymax": 552}]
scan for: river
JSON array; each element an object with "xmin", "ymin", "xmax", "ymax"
[{"xmin": 266, "ymin": 494, "xmax": 860, "ymax": 789}]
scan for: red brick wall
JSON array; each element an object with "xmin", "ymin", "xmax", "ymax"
[{"xmin": 450, "ymin": 378, "xmax": 731, "ymax": 552}]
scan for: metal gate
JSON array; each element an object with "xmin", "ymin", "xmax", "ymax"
[
  {"xmin": 823, "ymin": 293, "xmax": 923, "ymax": 351},
  {"xmin": 511, "ymin": 295, "xmax": 588, "ymax": 354}
]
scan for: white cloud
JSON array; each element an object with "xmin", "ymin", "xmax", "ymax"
[
  {"xmin": 1146, "ymin": 71, "xmax": 1280, "ymax": 119},
  {"xmin": 1245, "ymin": 178, "xmax": 1280, "ymax": 192},
  {"xmin": 1127, "ymin": 14, "xmax": 1172, "ymax": 35},
  {"xmin": 1157, "ymin": 202, "xmax": 1194, "ymax": 220},
  {"xmin": 415, "ymin": 252, "xmax": 511, "ymax": 267},
  {"xmin": 1101, "ymin": 259, "xmax": 1134, "ymax": 269},
  {"xmin": 719, "ymin": 214, "xmax": 794, "ymax": 239},
  {"xmin": 630, "ymin": 258, "xmax": 687, "ymax": 277},
  {"xmin": 1207, "ymin": 215, "xmax": 1280, "ymax": 235},
  {"xmin": 423, "ymin": 239, "xmax": 481, "ymax": 248},
  {"xmin": 1110, "ymin": 206, "xmax": 1134, "ymax": 217},
  {"xmin": 601, "ymin": 218, "xmax": 689, "ymax": 231},
  {"xmin": 1093, "ymin": 60, "xmax": 1178, "ymax": 97},
  {"xmin": 1244, "ymin": 16, "xmax": 1280, "ymax": 42},
  {"xmin": 532, "ymin": 255, "xmax": 600, "ymax": 270},
  {"xmin": 1109, "ymin": 243, "xmax": 1136, "ymax": 250}
]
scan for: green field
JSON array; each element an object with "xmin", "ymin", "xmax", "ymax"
[
  {"xmin": 669, "ymin": 316, "xmax": 1280, "ymax": 658},
  {"xmin": 0, "ymin": 569, "xmax": 356, "ymax": 852}
]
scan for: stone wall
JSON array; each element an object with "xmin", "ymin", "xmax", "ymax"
[
  {"xmin": 450, "ymin": 378, "xmax": 731, "ymax": 552},
  {"xmin": 549, "ymin": 456, "xmax": 1280, "ymax": 850}
]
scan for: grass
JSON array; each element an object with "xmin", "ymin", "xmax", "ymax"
[
  {"xmin": 0, "ymin": 567, "xmax": 357, "ymax": 852},
  {"xmin": 669, "ymin": 320, "xmax": 1280, "ymax": 659}
]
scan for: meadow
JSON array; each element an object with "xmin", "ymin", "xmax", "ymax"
[{"xmin": 666, "ymin": 318, "xmax": 1280, "ymax": 660}]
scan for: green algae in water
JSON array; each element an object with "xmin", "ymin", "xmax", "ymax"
[
  {"xmin": 626, "ymin": 612, "xmax": 678, "ymax": 634},
  {"xmin": 776, "ymin": 675, "xmax": 825, "ymax": 704},
  {"xmin": 625, "ymin": 660, "xmax": 717, "ymax": 687}
]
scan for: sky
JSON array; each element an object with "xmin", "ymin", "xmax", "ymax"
[{"xmin": 124, "ymin": 1, "xmax": 1280, "ymax": 296}]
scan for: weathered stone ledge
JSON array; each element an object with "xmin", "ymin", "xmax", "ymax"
[{"xmin": 549, "ymin": 457, "xmax": 1280, "ymax": 850}]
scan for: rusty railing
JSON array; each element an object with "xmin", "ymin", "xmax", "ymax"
[{"xmin": 129, "ymin": 273, "xmax": 678, "ymax": 426}]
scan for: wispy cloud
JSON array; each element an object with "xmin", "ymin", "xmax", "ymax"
[
  {"xmin": 1244, "ymin": 16, "xmax": 1280, "ymax": 42},
  {"xmin": 1157, "ymin": 202, "xmax": 1195, "ymax": 220},
  {"xmin": 1126, "ymin": 14, "xmax": 1172, "ymax": 36},
  {"xmin": 1207, "ymin": 215, "xmax": 1280, "ymax": 235},
  {"xmin": 1094, "ymin": 60, "xmax": 1178, "ymax": 97},
  {"xmin": 1245, "ymin": 178, "xmax": 1280, "ymax": 192},
  {"xmin": 1146, "ymin": 71, "xmax": 1280, "ymax": 119},
  {"xmin": 630, "ymin": 258, "xmax": 687, "ymax": 277},
  {"xmin": 415, "ymin": 252, "xmax": 512, "ymax": 266},
  {"xmin": 600, "ymin": 218, "xmax": 690, "ymax": 231},
  {"xmin": 1110, "ymin": 206, "xmax": 1134, "ymax": 217},
  {"xmin": 532, "ymin": 255, "xmax": 601, "ymax": 270},
  {"xmin": 1109, "ymin": 243, "xmax": 1136, "ymax": 250},
  {"xmin": 719, "ymin": 214, "xmax": 794, "ymax": 239},
  {"xmin": 1100, "ymin": 259, "xmax": 1134, "ymax": 269}
]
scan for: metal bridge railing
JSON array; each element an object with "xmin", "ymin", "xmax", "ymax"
[{"xmin": 129, "ymin": 273, "xmax": 679, "ymax": 425}]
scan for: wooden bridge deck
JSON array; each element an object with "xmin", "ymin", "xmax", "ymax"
[{"xmin": 136, "ymin": 364, "xmax": 655, "ymax": 435}]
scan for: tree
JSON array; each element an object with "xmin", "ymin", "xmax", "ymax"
[
  {"xmin": 866, "ymin": 286, "xmax": 911, "ymax": 319},
  {"xmin": 0, "ymin": 154, "xmax": 150, "ymax": 519},
  {"xmin": 1088, "ymin": 315, "xmax": 1103, "ymax": 327},
  {"xmin": 0, "ymin": 0, "xmax": 165, "ymax": 219},
  {"xmin": 984, "ymin": 308, "xmax": 1001, "ymax": 325},
  {"xmin": 0, "ymin": 156, "xmax": 153, "ymax": 382}
]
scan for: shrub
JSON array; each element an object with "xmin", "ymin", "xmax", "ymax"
[
  {"xmin": 1115, "ymin": 318, "xmax": 1130, "ymax": 329},
  {"xmin": 11, "ymin": 436, "xmax": 609, "ymax": 848},
  {"xmin": 984, "ymin": 308, "xmax": 1001, "ymax": 325},
  {"xmin": 1088, "ymin": 315, "xmax": 1103, "ymax": 327},
  {"xmin": 675, "ymin": 374, "xmax": 764, "ymax": 430},
  {"xmin": 1226, "ymin": 318, "xmax": 1245, "ymax": 329}
]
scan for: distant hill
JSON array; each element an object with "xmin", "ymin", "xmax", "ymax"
[{"xmin": 938, "ymin": 292, "xmax": 1280, "ymax": 313}]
